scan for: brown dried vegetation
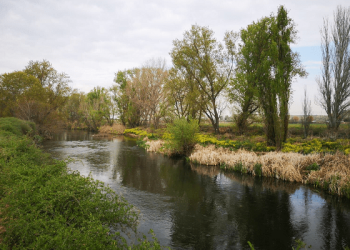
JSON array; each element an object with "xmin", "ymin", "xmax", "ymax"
[
  {"xmin": 189, "ymin": 144, "xmax": 350, "ymax": 197},
  {"xmin": 98, "ymin": 124, "xmax": 125, "ymax": 135}
]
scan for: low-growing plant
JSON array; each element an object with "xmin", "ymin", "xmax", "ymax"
[
  {"xmin": 254, "ymin": 163, "xmax": 262, "ymax": 177},
  {"xmin": 136, "ymin": 139, "xmax": 150, "ymax": 149},
  {"xmin": 306, "ymin": 163, "xmax": 320, "ymax": 171},
  {"xmin": 220, "ymin": 162, "xmax": 227, "ymax": 170},
  {"xmin": 234, "ymin": 162, "xmax": 244, "ymax": 172}
]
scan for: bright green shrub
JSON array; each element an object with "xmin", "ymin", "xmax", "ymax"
[{"xmin": 164, "ymin": 118, "xmax": 199, "ymax": 155}]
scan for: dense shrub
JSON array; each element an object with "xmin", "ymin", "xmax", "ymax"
[
  {"xmin": 164, "ymin": 118, "xmax": 199, "ymax": 155},
  {"xmin": 0, "ymin": 119, "xmax": 164, "ymax": 249},
  {"xmin": 0, "ymin": 117, "xmax": 36, "ymax": 136}
]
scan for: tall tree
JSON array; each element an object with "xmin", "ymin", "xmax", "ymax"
[
  {"xmin": 0, "ymin": 71, "xmax": 40, "ymax": 117},
  {"xmin": 317, "ymin": 6, "xmax": 350, "ymax": 133},
  {"xmin": 165, "ymin": 67, "xmax": 206, "ymax": 123},
  {"xmin": 22, "ymin": 60, "xmax": 72, "ymax": 134},
  {"xmin": 239, "ymin": 6, "xmax": 306, "ymax": 148},
  {"xmin": 171, "ymin": 25, "xmax": 238, "ymax": 134},
  {"xmin": 79, "ymin": 87, "xmax": 113, "ymax": 131},
  {"xmin": 301, "ymin": 87, "xmax": 313, "ymax": 138},
  {"xmin": 112, "ymin": 59, "xmax": 169, "ymax": 128}
]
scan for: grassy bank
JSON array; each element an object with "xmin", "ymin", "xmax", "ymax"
[
  {"xmin": 120, "ymin": 127, "xmax": 350, "ymax": 198},
  {"xmin": 0, "ymin": 118, "xmax": 163, "ymax": 249}
]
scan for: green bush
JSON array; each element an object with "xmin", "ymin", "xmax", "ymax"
[
  {"xmin": 165, "ymin": 118, "xmax": 199, "ymax": 155},
  {"xmin": 0, "ymin": 132, "xmax": 164, "ymax": 249},
  {"xmin": 0, "ymin": 117, "xmax": 36, "ymax": 136}
]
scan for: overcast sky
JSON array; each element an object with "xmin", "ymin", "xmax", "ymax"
[{"xmin": 1, "ymin": 0, "xmax": 349, "ymax": 115}]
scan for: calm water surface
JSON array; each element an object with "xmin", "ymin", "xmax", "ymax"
[{"xmin": 43, "ymin": 131, "xmax": 350, "ymax": 250}]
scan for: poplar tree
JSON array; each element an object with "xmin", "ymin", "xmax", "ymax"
[{"xmin": 239, "ymin": 6, "xmax": 306, "ymax": 149}]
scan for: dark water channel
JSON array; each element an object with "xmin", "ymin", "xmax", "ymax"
[{"xmin": 43, "ymin": 131, "xmax": 350, "ymax": 250}]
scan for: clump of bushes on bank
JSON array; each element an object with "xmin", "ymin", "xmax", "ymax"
[
  {"xmin": 163, "ymin": 118, "xmax": 199, "ymax": 155},
  {"xmin": 0, "ymin": 118, "xmax": 163, "ymax": 249}
]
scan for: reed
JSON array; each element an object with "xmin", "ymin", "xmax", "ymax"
[
  {"xmin": 134, "ymin": 128, "xmax": 350, "ymax": 197},
  {"xmin": 99, "ymin": 124, "xmax": 125, "ymax": 135},
  {"xmin": 189, "ymin": 145, "xmax": 350, "ymax": 198},
  {"xmin": 146, "ymin": 139, "xmax": 164, "ymax": 152}
]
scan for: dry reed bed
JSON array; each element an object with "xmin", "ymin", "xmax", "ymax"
[
  {"xmin": 143, "ymin": 138, "xmax": 350, "ymax": 197},
  {"xmin": 145, "ymin": 139, "xmax": 164, "ymax": 152},
  {"xmin": 189, "ymin": 144, "xmax": 350, "ymax": 197},
  {"xmin": 98, "ymin": 124, "xmax": 126, "ymax": 135}
]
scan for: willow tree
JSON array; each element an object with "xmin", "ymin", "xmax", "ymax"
[
  {"xmin": 165, "ymin": 67, "xmax": 207, "ymax": 123},
  {"xmin": 171, "ymin": 25, "xmax": 238, "ymax": 134},
  {"xmin": 240, "ymin": 6, "xmax": 306, "ymax": 149}
]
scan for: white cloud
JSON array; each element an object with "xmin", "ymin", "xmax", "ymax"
[{"xmin": 0, "ymin": 0, "xmax": 348, "ymax": 114}]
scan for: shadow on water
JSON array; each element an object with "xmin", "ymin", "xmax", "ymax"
[{"xmin": 43, "ymin": 131, "xmax": 350, "ymax": 250}]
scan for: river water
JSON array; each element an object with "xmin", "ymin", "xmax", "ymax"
[{"xmin": 42, "ymin": 130, "xmax": 350, "ymax": 250}]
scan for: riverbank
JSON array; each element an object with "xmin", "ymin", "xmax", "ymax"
[
  {"xmin": 0, "ymin": 118, "xmax": 163, "ymax": 249},
  {"xmin": 109, "ymin": 126, "xmax": 350, "ymax": 198}
]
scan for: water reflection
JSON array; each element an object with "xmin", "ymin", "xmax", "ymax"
[{"xmin": 43, "ymin": 131, "xmax": 350, "ymax": 250}]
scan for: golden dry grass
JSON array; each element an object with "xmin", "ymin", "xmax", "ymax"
[
  {"xmin": 145, "ymin": 139, "xmax": 164, "ymax": 152},
  {"xmin": 98, "ymin": 124, "xmax": 125, "ymax": 135},
  {"xmin": 141, "ymin": 136, "xmax": 350, "ymax": 197},
  {"xmin": 189, "ymin": 144, "xmax": 350, "ymax": 197}
]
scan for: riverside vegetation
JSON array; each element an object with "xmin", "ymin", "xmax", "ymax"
[
  {"xmin": 116, "ymin": 121, "xmax": 350, "ymax": 199},
  {"xmin": 0, "ymin": 117, "xmax": 165, "ymax": 249}
]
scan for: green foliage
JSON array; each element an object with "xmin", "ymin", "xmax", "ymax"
[
  {"xmin": 164, "ymin": 118, "xmax": 199, "ymax": 155},
  {"xmin": 79, "ymin": 87, "xmax": 114, "ymax": 131},
  {"xmin": 292, "ymin": 239, "xmax": 311, "ymax": 250},
  {"xmin": 124, "ymin": 128, "xmax": 152, "ymax": 138},
  {"xmin": 239, "ymin": 6, "xmax": 306, "ymax": 148},
  {"xmin": 136, "ymin": 139, "xmax": 150, "ymax": 150},
  {"xmin": 170, "ymin": 25, "xmax": 238, "ymax": 134},
  {"xmin": 165, "ymin": 68, "xmax": 204, "ymax": 123},
  {"xmin": 0, "ymin": 60, "xmax": 72, "ymax": 136},
  {"xmin": 247, "ymin": 241, "xmax": 255, "ymax": 250},
  {"xmin": 0, "ymin": 117, "xmax": 36, "ymax": 136},
  {"xmin": 234, "ymin": 162, "xmax": 244, "ymax": 172},
  {"xmin": 195, "ymin": 133, "xmax": 276, "ymax": 152},
  {"xmin": 254, "ymin": 163, "xmax": 262, "ymax": 177},
  {"xmin": 0, "ymin": 131, "xmax": 164, "ymax": 249},
  {"xmin": 306, "ymin": 163, "xmax": 320, "ymax": 171},
  {"xmin": 282, "ymin": 138, "xmax": 350, "ymax": 154}
]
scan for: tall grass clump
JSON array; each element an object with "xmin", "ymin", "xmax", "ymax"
[
  {"xmin": 164, "ymin": 118, "xmax": 199, "ymax": 155},
  {"xmin": 0, "ymin": 118, "xmax": 163, "ymax": 249}
]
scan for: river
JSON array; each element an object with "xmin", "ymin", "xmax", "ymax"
[{"xmin": 42, "ymin": 130, "xmax": 350, "ymax": 250}]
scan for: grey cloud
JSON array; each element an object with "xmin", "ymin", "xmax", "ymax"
[{"xmin": 0, "ymin": 0, "xmax": 348, "ymax": 114}]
